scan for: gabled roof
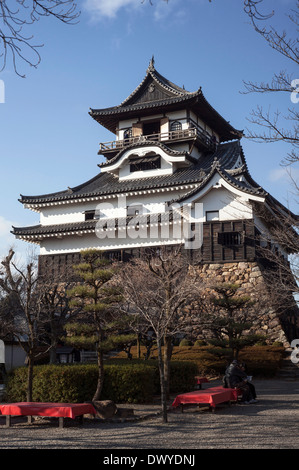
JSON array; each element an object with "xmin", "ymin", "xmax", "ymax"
[
  {"xmin": 89, "ymin": 59, "xmax": 243, "ymax": 142},
  {"xmin": 120, "ymin": 56, "xmax": 194, "ymax": 106}
]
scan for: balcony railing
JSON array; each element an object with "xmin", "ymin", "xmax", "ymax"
[{"xmin": 99, "ymin": 124, "xmax": 216, "ymax": 154}]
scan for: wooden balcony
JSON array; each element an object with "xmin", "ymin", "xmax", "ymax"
[{"xmin": 99, "ymin": 125, "xmax": 217, "ymax": 155}]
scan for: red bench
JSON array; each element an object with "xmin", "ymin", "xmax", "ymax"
[
  {"xmin": 172, "ymin": 386, "xmax": 240, "ymax": 412},
  {"xmin": 0, "ymin": 402, "xmax": 96, "ymax": 428}
]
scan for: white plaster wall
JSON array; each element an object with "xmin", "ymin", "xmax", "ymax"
[
  {"xmin": 40, "ymin": 204, "xmax": 92, "ymax": 225},
  {"xmin": 39, "ymin": 189, "xmax": 191, "ymax": 226},
  {"xmin": 199, "ymin": 186, "xmax": 253, "ymax": 221},
  {"xmin": 167, "ymin": 110, "xmax": 187, "ymax": 121},
  {"xmin": 39, "ymin": 226, "xmax": 186, "ymax": 255},
  {"xmin": 36, "ymin": 176, "xmax": 263, "ymax": 256}
]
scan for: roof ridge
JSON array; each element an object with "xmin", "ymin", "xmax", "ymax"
[{"xmin": 119, "ymin": 59, "xmax": 198, "ymax": 107}]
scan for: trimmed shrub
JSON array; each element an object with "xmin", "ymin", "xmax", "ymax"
[
  {"xmin": 6, "ymin": 365, "xmax": 99, "ymax": 403},
  {"xmin": 169, "ymin": 361, "xmax": 198, "ymax": 393},
  {"xmin": 101, "ymin": 364, "xmax": 157, "ymax": 403},
  {"xmin": 5, "ymin": 359, "xmax": 197, "ymax": 403}
]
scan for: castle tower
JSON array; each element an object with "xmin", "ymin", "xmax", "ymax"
[{"xmin": 12, "ymin": 60, "xmax": 298, "ymax": 345}]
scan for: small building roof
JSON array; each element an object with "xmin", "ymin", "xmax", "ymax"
[{"xmin": 89, "ymin": 59, "xmax": 243, "ymax": 142}]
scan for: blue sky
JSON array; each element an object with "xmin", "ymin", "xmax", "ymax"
[{"xmin": 0, "ymin": 0, "xmax": 298, "ymax": 262}]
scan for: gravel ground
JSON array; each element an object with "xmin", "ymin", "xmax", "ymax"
[{"xmin": 0, "ymin": 379, "xmax": 299, "ymax": 450}]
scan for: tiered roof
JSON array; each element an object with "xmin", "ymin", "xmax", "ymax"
[
  {"xmin": 18, "ymin": 141, "xmax": 254, "ymax": 208},
  {"xmin": 89, "ymin": 58, "xmax": 243, "ymax": 142},
  {"xmin": 13, "ymin": 60, "xmax": 297, "ymax": 248},
  {"xmin": 13, "ymin": 141, "xmax": 281, "ymax": 243}
]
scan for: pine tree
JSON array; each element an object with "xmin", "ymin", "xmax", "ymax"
[
  {"xmin": 67, "ymin": 249, "xmax": 122, "ymax": 401},
  {"xmin": 200, "ymin": 283, "xmax": 261, "ymax": 360}
]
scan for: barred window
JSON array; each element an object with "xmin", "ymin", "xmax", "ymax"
[
  {"xmin": 170, "ymin": 120, "xmax": 182, "ymax": 132},
  {"xmin": 218, "ymin": 231, "xmax": 242, "ymax": 246},
  {"xmin": 124, "ymin": 128, "xmax": 132, "ymax": 140}
]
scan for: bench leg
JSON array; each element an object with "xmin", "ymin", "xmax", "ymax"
[
  {"xmin": 5, "ymin": 415, "xmax": 11, "ymax": 427},
  {"xmin": 27, "ymin": 415, "xmax": 33, "ymax": 425},
  {"xmin": 77, "ymin": 415, "xmax": 83, "ymax": 425},
  {"xmin": 59, "ymin": 417, "xmax": 64, "ymax": 428}
]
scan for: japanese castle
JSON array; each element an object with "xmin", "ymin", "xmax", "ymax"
[
  {"xmin": 12, "ymin": 59, "xmax": 299, "ymax": 345},
  {"xmin": 14, "ymin": 59, "xmax": 293, "ymax": 266}
]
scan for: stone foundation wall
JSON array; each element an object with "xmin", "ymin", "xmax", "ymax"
[{"xmin": 186, "ymin": 261, "xmax": 295, "ymax": 348}]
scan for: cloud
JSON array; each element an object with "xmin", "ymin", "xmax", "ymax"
[
  {"xmin": 83, "ymin": 0, "xmax": 181, "ymax": 22},
  {"xmin": 269, "ymin": 167, "xmax": 299, "ymax": 183},
  {"xmin": 153, "ymin": 0, "xmax": 183, "ymax": 21},
  {"xmin": 83, "ymin": 0, "xmax": 142, "ymax": 19}
]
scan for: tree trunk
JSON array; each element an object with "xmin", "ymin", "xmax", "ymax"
[
  {"xmin": 163, "ymin": 335, "xmax": 173, "ymax": 399},
  {"xmin": 27, "ymin": 353, "xmax": 34, "ymax": 402},
  {"xmin": 157, "ymin": 338, "xmax": 168, "ymax": 423},
  {"xmin": 49, "ymin": 335, "xmax": 58, "ymax": 364},
  {"xmin": 137, "ymin": 334, "xmax": 141, "ymax": 359},
  {"xmin": 93, "ymin": 346, "xmax": 104, "ymax": 401}
]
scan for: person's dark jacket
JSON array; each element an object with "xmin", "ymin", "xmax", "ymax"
[{"xmin": 226, "ymin": 364, "xmax": 247, "ymax": 388}]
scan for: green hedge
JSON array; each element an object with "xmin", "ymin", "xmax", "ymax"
[{"xmin": 5, "ymin": 360, "xmax": 198, "ymax": 404}]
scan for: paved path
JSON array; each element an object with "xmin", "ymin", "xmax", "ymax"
[{"xmin": 0, "ymin": 379, "xmax": 298, "ymax": 449}]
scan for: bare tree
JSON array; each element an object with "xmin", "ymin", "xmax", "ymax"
[
  {"xmin": 0, "ymin": 249, "xmax": 42, "ymax": 400},
  {"xmin": 0, "ymin": 249, "xmax": 82, "ymax": 398},
  {"xmin": 118, "ymin": 246, "xmax": 200, "ymax": 423},
  {"xmin": 0, "ymin": 0, "xmax": 80, "ymax": 77},
  {"xmin": 242, "ymin": 1, "xmax": 299, "ymax": 165},
  {"xmin": 37, "ymin": 274, "xmax": 78, "ymax": 364}
]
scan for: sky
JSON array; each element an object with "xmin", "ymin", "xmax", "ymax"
[{"xmin": 0, "ymin": 0, "xmax": 298, "ymax": 263}]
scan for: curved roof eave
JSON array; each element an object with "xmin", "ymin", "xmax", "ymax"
[{"xmin": 98, "ymin": 140, "xmax": 194, "ymax": 169}]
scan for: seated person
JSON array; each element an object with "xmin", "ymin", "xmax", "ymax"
[
  {"xmin": 225, "ymin": 360, "xmax": 255, "ymax": 404},
  {"xmin": 239, "ymin": 361, "xmax": 257, "ymax": 401}
]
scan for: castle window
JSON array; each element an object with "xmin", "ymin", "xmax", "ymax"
[
  {"xmin": 130, "ymin": 155, "xmax": 161, "ymax": 173},
  {"xmin": 123, "ymin": 128, "xmax": 132, "ymax": 141},
  {"xmin": 218, "ymin": 231, "xmax": 242, "ymax": 246},
  {"xmin": 84, "ymin": 210, "xmax": 100, "ymax": 221},
  {"xmin": 170, "ymin": 120, "xmax": 182, "ymax": 132}
]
